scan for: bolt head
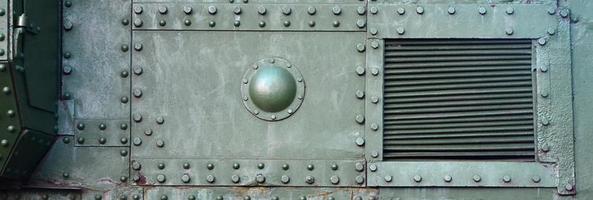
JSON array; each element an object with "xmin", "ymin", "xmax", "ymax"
[
  {"xmin": 281, "ymin": 175, "xmax": 290, "ymax": 183},
  {"xmin": 330, "ymin": 175, "xmax": 340, "ymax": 184},
  {"xmin": 444, "ymin": 175, "xmax": 452, "ymax": 182},
  {"xmin": 473, "ymin": 175, "xmax": 482, "ymax": 182},
  {"xmin": 413, "ymin": 175, "xmax": 422, "ymax": 182}
]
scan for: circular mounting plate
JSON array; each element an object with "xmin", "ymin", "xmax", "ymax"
[{"xmin": 241, "ymin": 58, "xmax": 306, "ymax": 121}]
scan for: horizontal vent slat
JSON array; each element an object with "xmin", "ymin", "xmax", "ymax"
[{"xmin": 383, "ymin": 39, "xmax": 535, "ymax": 161}]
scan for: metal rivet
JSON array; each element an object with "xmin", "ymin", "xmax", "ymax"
[
  {"xmin": 121, "ymin": 45, "xmax": 129, "ymax": 52},
  {"xmin": 540, "ymin": 118, "xmax": 550, "ymax": 126},
  {"xmin": 355, "ymin": 137, "xmax": 365, "ymax": 146},
  {"xmin": 233, "ymin": 163, "xmax": 240, "ymax": 169},
  {"xmin": 181, "ymin": 174, "xmax": 191, "ymax": 183},
  {"xmin": 133, "ymin": 114, "xmax": 143, "ymax": 122},
  {"xmin": 282, "ymin": 7, "xmax": 292, "ymax": 15},
  {"xmin": 159, "ymin": 20, "xmax": 166, "ymax": 27},
  {"xmin": 208, "ymin": 6, "xmax": 217, "ymax": 15},
  {"xmin": 547, "ymin": 28, "xmax": 556, "ymax": 35},
  {"xmin": 206, "ymin": 175, "xmax": 215, "ymax": 183},
  {"xmin": 547, "ymin": 7, "xmax": 556, "ymax": 15},
  {"xmin": 62, "ymin": 137, "xmax": 71, "ymax": 144},
  {"xmin": 370, "ymin": 123, "xmax": 379, "ymax": 131},
  {"xmin": 133, "ymin": 6, "xmax": 143, "ymax": 14},
  {"xmin": 120, "ymin": 150, "xmax": 128, "ymax": 157},
  {"xmin": 331, "ymin": 163, "xmax": 338, "ymax": 170},
  {"xmin": 537, "ymin": 38, "xmax": 547, "ymax": 46},
  {"xmin": 257, "ymin": 163, "xmax": 265, "ymax": 169},
  {"xmin": 282, "ymin": 163, "xmax": 289, "ymax": 170},
  {"xmin": 305, "ymin": 176, "xmax": 315, "ymax": 184},
  {"xmin": 134, "ymin": 19, "xmax": 143, "ymax": 27},
  {"xmin": 6, "ymin": 110, "xmax": 15, "ymax": 117},
  {"xmin": 7, "ymin": 125, "xmax": 15, "ymax": 133},
  {"xmin": 234, "ymin": 20, "xmax": 241, "ymax": 27},
  {"xmin": 532, "ymin": 176, "xmax": 541, "ymax": 183},
  {"xmin": 281, "ymin": 175, "xmax": 290, "ymax": 184},
  {"xmin": 356, "ymin": 43, "xmax": 365, "ymax": 52},
  {"xmin": 416, "ymin": 6, "xmax": 424, "ymax": 14},
  {"xmin": 133, "ymin": 137, "xmax": 142, "ymax": 146},
  {"xmin": 356, "ymin": 19, "xmax": 366, "ymax": 28},
  {"xmin": 478, "ymin": 7, "xmax": 487, "ymax": 15},
  {"xmin": 371, "ymin": 96, "xmax": 380, "ymax": 104},
  {"xmin": 133, "ymin": 88, "xmax": 143, "ymax": 98},
  {"xmin": 396, "ymin": 27, "xmax": 405, "ymax": 35},
  {"xmin": 330, "ymin": 175, "xmax": 340, "ymax": 184},
  {"xmin": 371, "ymin": 151, "xmax": 379, "ymax": 158},
  {"xmin": 231, "ymin": 174, "xmax": 240, "ymax": 183},
  {"xmin": 503, "ymin": 175, "xmax": 511, "ymax": 183},
  {"xmin": 156, "ymin": 116, "xmax": 165, "ymax": 124},
  {"xmin": 473, "ymin": 175, "xmax": 482, "ymax": 182},
  {"xmin": 413, "ymin": 175, "xmax": 422, "ymax": 182},
  {"xmin": 332, "ymin": 6, "xmax": 342, "ymax": 15},
  {"xmin": 308, "ymin": 21, "xmax": 315, "ymax": 27},
  {"xmin": 396, "ymin": 7, "xmax": 405, "ymax": 15},
  {"xmin": 448, "ymin": 7, "xmax": 456, "ymax": 14},
  {"xmin": 357, "ymin": 6, "xmax": 366, "ymax": 15},
  {"xmin": 188, "ymin": 196, "xmax": 196, "ymax": 200},
  {"xmin": 384, "ymin": 175, "xmax": 393, "ymax": 182},
  {"xmin": 565, "ymin": 184, "xmax": 574, "ymax": 191},
  {"xmin": 184, "ymin": 6, "xmax": 193, "ymax": 15},
  {"xmin": 355, "ymin": 115, "xmax": 365, "ymax": 124},
  {"xmin": 369, "ymin": 164, "xmax": 377, "ymax": 172},
  {"xmin": 156, "ymin": 140, "xmax": 165, "ymax": 147},
  {"xmin": 356, "ymin": 90, "xmax": 365, "ymax": 99},
  {"xmin": 332, "ymin": 21, "xmax": 340, "ymax": 27},
  {"xmin": 120, "ymin": 123, "xmax": 128, "ymax": 130},
  {"xmin": 259, "ymin": 21, "xmax": 266, "ymax": 28},
  {"xmin": 184, "ymin": 19, "xmax": 191, "ymax": 26},
  {"xmin": 132, "ymin": 161, "xmax": 142, "ymax": 170},
  {"xmin": 541, "ymin": 144, "xmax": 550, "ymax": 152},
  {"xmin": 506, "ymin": 7, "xmax": 514, "ymax": 15},
  {"xmin": 283, "ymin": 21, "xmax": 290, "ymax": 27},
  {"xmin": 64, "ymin": 1, "xmax": 72, "ymax": 7},
  {"xmin": 355, "ymin": 162, "xmax": 364, "ymax": 172},
  {"xmin": 63, "ymin": 21, "xmax": 73, "ymax": 31},
  {"xmin": 258, "ymin": 6, "xmax": 267, "ymax": 15},
  {"xmin": 307, "ymin": 164, "xmax": 314, "ymax": 170},
  {"xmin": 158, "ymin": 6, "xmax": 168, "ymax": 14},
  {"xmin": 355, "ymin": 66, "xmax": 365, "ymax": 75},
  {"xmin": 98, "ymin": 137, "xmax": 106, "ymax": 144},
  {"xmin": 158, "ymin": 163, "xmax": 166, "ymax": 169},
  {"xmin": 120, "ymin": 176, "xmax": 128, "ymax": 182},
  {"xmin": 307, "ymin": 7, "xmax": 316, "ymax": 15},
  {"xmin": 62, "ymin": 172, "xmax": 70, "ymax": 178},
  {"xmin": 370, "ymin": 7, "xmax": 378, "ymax": 14},
  {"xmin": 134, "ymin": 67, "xmax": 143, "ymax": 75},
  {"xmin": 370, "ymin": 41, "xmax": 379, "ymax": 49},
  {"xmin": 256, "ymin": 174, "xmax": 266, "ymax": 183},
  {"xmin": 444, "ymin": 175, "xmax": 452, "ymax": 182},
  {"xmin": 77, "ymin": 122, "xmax": 85, "ymax": 130},
  {"xmin": 157, "ymin": 174, "xmax": 166, "ymax": 183},
  {"xmin": 144, "ymin": 129, "xmax": 153, "ymax": 136},
  {"xmin": 505, "ymin": 27, "xmax": 514, "ymax": 35},
  {"xmin": 0, "ymin": 139, "xmax": 8, "ymax": 147},
  {"xmin": 355, "ymin": 175, "xmax": 365, "ymax": 184},
  {"xmin": 560, "ymin": 9, "xmax": 569, "ymax": 18},
  {"xmin": 207, "ymin": 163, "xmax": 215, "ymax": 170}
]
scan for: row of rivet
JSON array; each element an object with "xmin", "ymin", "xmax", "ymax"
[
  {"xmin": 0, "ymin": 8, "xmax": 6, "ymax": 57},
  {"xmin": 0, "ymin": 63, "xmax": 16, "ymax": 159}
]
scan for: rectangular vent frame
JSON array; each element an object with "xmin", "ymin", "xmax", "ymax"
[{"xmin": 381, "ymin": 39, "xmax": 536, "ymax": 161}]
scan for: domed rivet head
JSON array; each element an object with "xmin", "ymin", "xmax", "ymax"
[
  {"xmin": 384, "ymin": 175, "xmax": 393, "ymax": 182},
  {"xmin": 396, "ymin": 7, "xmax": 405, "ymax": 15},
  {"xmin": 134, "ymin": 19, "xmax": 143, "ymax": 27},
  {"xmin": 63, "ymin": 21, "xmax": 73, "ymax": 31},
  {"xmin": 133, "ymin": 194, "xmax": 141, "ymax": 200},
  {"xmin": 188, "ymin": 195, "xmax": 196, "ymax": 200},
  {"xmin": 540, "ymin": 65, "xmax": 549, "ymax": 73},
  {"xmin": 505, "ymin": 27, "xmax": 514, "ymax": 35},
  {"xmin": 121, "ymin": 70, "xmax": 130, "ymax": 78},
  {"xmin": 159, "ymin": 20, "xmax": 166, "ymax": 27},
  {"xmin": 370, "ymin": 41, "xmax": 379, "ymax": 49},
  {"xmin": 206, "ymin": 175, "xmax": 215, "ymax": 183},
  {"xmin": 233, "ymin": 163, "xmax": 240, "ymax": 169},
  {"xmin": 133, "ymin": 89, "xmax": 143, "ymax": 98},
  {"xmin": 547, "ymin": 28, "xmax": 556, "ymax": 35},
  {"xmin": 370, "ymin": 123, "xmax": 379, "ymax": 131},
  {"xmin": 0, "ymin": 139, "xmax": 8, "ymax": 147},
  {"xmin": 231, "ymin": 174, "xmax": 240, "ymax": 183},
  {"xmin": 371, "ymin": 96, "xmax": 380, "ymax": 104},
  {"xmin": 356, "ymin": 90, "xmax": 365, "ymax": 99},
  {"xmin": 133, "ymin": 67, "xmax": 143, "ymax": 75},
  {"xmin": 330, "ymin": 175, "xmax": 340, "ymax": 184},
  {"xmin": 0, "ymin": 64, "xmax": 5, "ymax": 72},
  {"xmin": 307, "ymin": 7, "xmax": 316, "ymax": 15},
  {"xmin": 370, "ymin": 28, "xmax": 378, "ymax": 35},
  {"xmin": 77, "ymin": 122, "xmax": 85, "ymax": 130},
  {"xmin": 416, "ymin": 6, "xmax": 424, "ymax": 14},
  {"xmin": 271, "ymin": 197, "xmax": 279, "ymax": 200},
  {"xmin": 370, "ymin": 7, "xmax": 378, "ymax": 14},
  {"xmin": 308, "ymin": 21, "xmax": 316, "ymax": 27},
  {"xmin": 355, "ymin": 66, "xmax": 365, "ymax": 75},
  {"xmin": 300, "ymin": 196, "xmax": 307, "ymax": 200},
  {"xmin": 121, "ymin": 45, "xmax": 129, "ymax": 52},
  {"xmin": 181, "ymin": 174, "xmax": 191, "ymax": 183},
  {"xmin": 63, "ymin": 52, "xmax": 72, "ymax": 59},
  {"xmin": 355, "ymin": 162, "xmax": 364, "ymax": 172},
  {"xmin": 121, "ymin": 96, "xmax": 129, "ymax": 103},
  {"xmin": 257, "ymin": 163, "xmax": 265, "ymax": 169},
  {"xmin": 413, "ymin": 175, "xmax": 422, "ymax": 182},
  {"xmin": 6, "ymin": 110, "xmax": 15, "ymax": 117},
  {"xmin": 133, "ymin": 6, "xmax": 143, "ymax": 14},
  {"xmin": 560, "ymin": 9, "xmax": 569, "ymax": 18},
  {"xmin": 282, "ymin": 163, "xmax": 289, "ymax": 170},
  {"xmin": 62, "ymin": 92, "xmax": 72, "ymax": 100},
  {"xmin": 355, "ymin": 137, "xmax": 365, "ymax": 146},
  {"xmin": 184, "ymin": 6, "xmax": 193, "ymax": 15},
  {"xmin": 281, "ymin": 175, "xmax": 290, "ymax": 183},
  {"xmin": 234, "ymin": 20, "xmax": 241, "ymax": 27},
  {"xmin": 244, "ymin": 196, "xmax": 251, "ymax": 200},
  {"xmin": 158, "ymin": 6, "xmax": 168, "ymax": 14},
  {"xmin": 64, "ymin": 1, "xmax": 72, "ymax": 7},
  {"xmin": 144, "ymin": 129, "xmax": 153, "ymax": 136},
  {"xmin": 565, "ymin": 184, "xmax": 574, "ymax": 191},
  {"xmin": 120, "ymin": 176, "xmax": 128, "ymax": 182},
  {"xmin": 332, "ymin": 6, "xmax": 342, "ymax": 15},
  {"xmin": 98, "ymin": 137, "xmax": 107, "ymax": 144},
  {"xmin": 215, "ymin": 196, "xmax": 223, "ymax": 200},
  {"xmin": 541, "ymin": 144, "xmax": 550, "ymax": 152},
  {"xmin": 396, "ymin": 27, "xmax": 405, "ymax": 35},
  {"xmin": 182, "ymin": 162, "xmax": 191, "ymax": 169},
  {"xmin": 161, "ymin": 196, "xmax": 169, "ymax": 200},
  {"xmin": 473, "ymin": 175, "xmax": 482, "ymax": 182},
  {"xmin": 62, "ymin": 172, "xmax": 70, "ymax": 178},
  {"xmin": 356, "ymin": 43, "xmax": 366, "ymax": 52},
  {"xmin": 256, "ymin": 174, "xmax": 266, "ymax": 183},
  {"xmin": 259, "ymin": 21, "xmax": 266, "ymax": 28},
  {"xmin": 356, "ymin": 19, "xmax": 366, "ymax": 28},
  {"xmin": 503, "ymin": 175, "xmax": 511, "ymax": 183},
  {"xmin": 97, "ymin": 123, "xmax": 107, "ymax": 130},
  {"xmin": 62, "ymin": 137, "xmax": 71, "ymax": 144},
  {"xmin": 448, "ymin": 7, "xmax": 456, "ymax": 14},
  {"xmin": 133, "ymin": 137, "xmax": 142, "ymax": 146},
  {"xmin": 541, "ymin": 90, "xmax": 549, "ymax": 98},
  {"xmin": 94, "ymin": 194, "xmax": 103, "ymax": 200},
  {"xmin": 532, "ymin": 176, "xmax": 541, "ymax": 183},
  {"xmin": 132, "ymin": 161, "xmax": 142, "ymax": 170},
  {"xmin": 540, "ymin": 118, "xmax": 550, "ymax": 126},
  {"xmin": 371, "ymin": 151, "xmax": 379, "ymax": 158},
  {"xmin": 158, "ymin": 163, "xmax": 166, "ymax": 169},
  {"xmin": 305, "ymin": 176, "xmax": 315, "ymax": 184},
  {"xmin": 257, "ymin": 6, "xmax": 267, "ymax": 15},
  {"xmin": 538, "ymin": 38, "xmax": 547, "ymax": 46},
  {"xmin": 479, "ymin": 7, "xmax": 487, "ymax": 15},
  {"xmin": 120, "ymin": 150, "xmax": 128, "ymax": 157},
  {"xmin": 7, "ymin": 125, "xmax": 15, "ymax": 133},
  {"xmin": 283, "ymin": 21, "xmax": 291, "ymax": 27},
  {"xmin": 208, "ymin": 6, "xmax": 217, "ymax": 15},
  {"xmin": 330, "ymin": 163, "xmax": 338, "ymax": 170},
  {"xmin": 206, "ymin": 163, "xmax": 215, "ymax": 170},
  {"xmin": 357, "ymin": 6, "xmax": 366, "ymax": 15},
  {"xmin": 133, "ymin": 114, "xmax": 142, "ymax": 122},
  {"xmin": 183, "ymin": 19, "xmax": 191, "ymax": 26},
  {"xmin": 157, "ymin": 174, "xmax": 166, "ymax": 183},
  {"xmin": 156, "ymin": 116, "xmax": 165, "ymax": 124},
  {"xmin": 506, "ymin": 7, "xmax": 514, "ymax": 15},
  {"xmin": 307, "ymin": 164, "xmax": 314, "ymax": 170},
  {"xmin": 282, "ymin": 7, "xmax": 292, "ymax": 15},
  {"xmin": 355, "ymin": 114, "xmax": 365, "ymax": 124},
  {"xmin": 120, "ymin": 123, "xmax": 128, "ymax": 130},
  {"xmin": 355, "ymin": 175, "xmax": 365, "ymax": 184},
  {"xmin": 234, "ymin": 7, "xmax": 242, "ymax": 15},
  {"xmin": 442, "ymin": 175, "xmax": 452, "ymax": 182},
  {"xmin": 118, "ymin": 195, "xmax": 126, "ymax": 200},
  {"xmin": 369, "ymin": 164, "xmax": 377, "ymax": 172},
  {"xmin": 156, "ymin": 140, "xmax": 165, "ymax": 147}
]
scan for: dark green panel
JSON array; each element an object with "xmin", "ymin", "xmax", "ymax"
[{"xmin": 1, "ymin": 130, "xmax": 54, "ymax": 179}]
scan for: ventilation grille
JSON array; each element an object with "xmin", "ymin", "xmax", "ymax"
[{"xmin": 383, "ymin": 39, "xmax": 535, "ymax": 161}]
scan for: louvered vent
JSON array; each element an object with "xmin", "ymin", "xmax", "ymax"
[{"xmin": 383, "ymin": 39, "xmax": 535, "ymax": 161}]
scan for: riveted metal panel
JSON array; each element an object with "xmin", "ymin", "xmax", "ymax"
[
  {"xmin": 0, "ymin": 0, "xmax": 6, "ymax": 61},
  {"xmin": 29, "ymin": 136, "xmax": 130, "ymax": 191},
  {"xmin": 73, "ymin": 119, "xmax": 130, "ymax": 147},
  {"xmin": 0, "ymin": 63, "xmax": 20, "ymax": 174},
  {"xmin": 366, "ymin": 4, "xmax": 558, "ymax": 39},
  {"xmin": 61, "ymin": 0, "xmax": 131, "ymax": 122},
  {"xmin": 144, "ymin": 187, "xmax": 378, "ymax": 200},
  {"xmin": 379, "ymin": 188, "xmax": 556, "ymax": 200},
  {"xmin": 1, "ymin": 130, "xmax": 55, "ymax": 179},
  {"xmin": 132, "ymin": 3, "xmax": 367, "ymax": 31}
]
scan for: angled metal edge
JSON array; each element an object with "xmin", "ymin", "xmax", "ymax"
[
  {"xmin": 132, "ymin": 3, "xmax": 367, "ymax": 31},
  {"xmin": 1, "ymin": 130, "xmax": 55, "ymax": 179},
  {"xmin": 131, "ymin": 159, "xmax": 366, "ymax": 187},
  {"xmin": 367, "ymin": 3, "xmax": 559, "ymax": 39}
]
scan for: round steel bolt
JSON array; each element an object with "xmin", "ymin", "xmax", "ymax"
[
  {"xmin": 565, "ymin": 184, "xmax": 574, "ymax": 191},
  {"xmin": 355, "ymin": 137, "xmax": 365, "ymax": 146},
  {"xmin": 560, "ymin": 9, "xmax": 569, "ymax": 18},
  {"xmin": 256, "ymin": 174, "xmax": 266, "ymax": 183},
  {"xmin": 282, "ymin": 7, "xmax": 292, "ymax": 15},
  {"xmin": 257, "ymin": 163, "xmax": 265, "ymax": 169},
  {"xmin": 473, "ymin": 175, "xmax": 482, "ymax": 182},
  {"xmin": 478, "ymin": 7, "xmax": 487, "ymax": 15},
  {"xmin": 503, "ymin": 175, "xmax": 512, "ymax": 183},
  {"xmin": 133, "ymin": 114, "xmax": 143, "ymax": 122},
  {"xmin": 134, "ymin": 19, "xmax": 143, "ymax": 27},
  {"xmin": 547, "ymin": 28, "xmax": 556, "ymax": 35},
  {"xmin": 144, "ymin": 129, "xmax": 153, "ymax": 136},
  {"xmin": 331, "ymin": 163, "xmax": 338, "ymax": 170},
  {"xmin": 257, "ymin": 6, "xmax": 267, "ymax": 15},
  {"xmin": 371, "ymin": 96, "xmax": 379, "ymax": 104},
  {"xmin": 133, "ymin": 137, "xmax": 142, "ymax": 146},
  {"xmin": 416, "ymin": 6, "xmax": 424, "ymax": 14},
  {"xmin": 332, "ymin": 6, "xmax": 342, "ymax": 15},
  {"xmin": 413, "ymin": 175, "xmax": 422, "ymax": 182},
  {"xmin": 305, "ymin": 176, "xmax": 315, "ymax": 184},
  {"xmin": 208, "ymin": 6, "xmax": 217, "ymax": 15},
  {"xmin": 133, "ymin": 89, "xmax": 143, "ymax": 98},
  {"xmin": 356, "ymin": 19, "xmax": 366, "ymax": 28},
  {"xmin": 184, "ymin": 6, "xmax": 193, "ymax": 15},
  {"xmin": 158, "ymin": 163, "xmax": 166, "ymax": 169},
  {"xmin": 133, "ymin": 6, "xmax": 143, "ymax": 14},
  {"xmin": 330, "ymin": 175, "xmax": 340, "ymax": 184},
  {"xmin": 371, "ymin": 151, "xmax": 379, "ymax": 158},
  {"xmin": 396, "ymin": 7, "xmax": 405, "ymax": 15},
  {"xmin": 231, "ymin": 174, "xmax": 240, "ymax": 183},
  {"xmin": 206, "ymin": 175, "xmax": 215, "ymax": 183},
  {"xmin": 355, "ymin": 162, "xmax": 364, "ymax": 172},
  {"xmin": 532, "ymin": 176, "xmax": 541, "ymax": 183},
  {"xmin": 506, "ymin": 7, "xmax": 515, "ymax": 15},
  {"xmin": 63, "ymin": 21, "xmax": 73, "ymax": 31},
  {"xmin": 282, "ymin": 163, "xmax": 290, "ymax": 170},
  {"xmin": 448, "ymin": 7, "xmax": 456, "ymax": 15},
  {"xmin": 307, "ymin": 7, "xmax": 316, "ymax": 15},
  {"xmin": 233, "ymin": 163, "xmax": 240, "ymax": 169},
  {"xmin": 357, "ymin": 6, "xmax": 366, "ymax": 15},
  {"xmin": 355, "ymin": 115, "xmax": 365, "ymax": 124},
  {"xmin": 370, "ymin": 123, "xmax": 379, "ymax": 131},
  {"xmin": 307, "ymin": 164, "xmax": 314, "ymax": 171},
  {"xmin": 356, "ymin": 90, "xmax": 365, "ymax": 99},
  {"xmin": 396, "ymin": 27, "xmax": 405, "ymax": 35},
  {"xmin": 355, "ymin": 175, "xmax": 365, "ymax": 184},
  {"xmin": 281, "ymin": 175, "xmax": 290, "ymax": 184},
  {"xmin": 370, "ymin": 7, "xmax": 378, "ymax": 14},
  {"xmin": 158, "ymin": 6, "xmax": 168, "ymax": 14},
  {"xmin": 384, "ymin": 175, "xmax": 393, "ymax": 182},
  {"xmin": 156, "ymin": 116, "xmax": 165, "ymax": 124},
  {"xmin": 355, "ymin": 66, "xmax": 365, "ymax": 75},
  {"xmin": 181, "ymin": 174, "xmax": 191, "ymax": 183},
  {"xmin": 132, "ymin": 161, "xmax": 142, "ymax": 170},
  {"xmin": 369, "ymin": 164, "xmax": 377, "ymax": 172},
  {"xmin": 156, "ymin": 174, "xmax": 166, "ymax": 183},
  {"xmin": 156, "ymin": 140, "xmax": 165, "ymax": 147},
  {"xmin": 444, "ymin": 175, "xmax": 453, "ymax": 182},
  {"xmin": 356, "ymin": 43, "xmax": 365, "ymax": 52},
  {"xmin": 505, "ymin": 27, "xmax": 514, "ymax": 35}
]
